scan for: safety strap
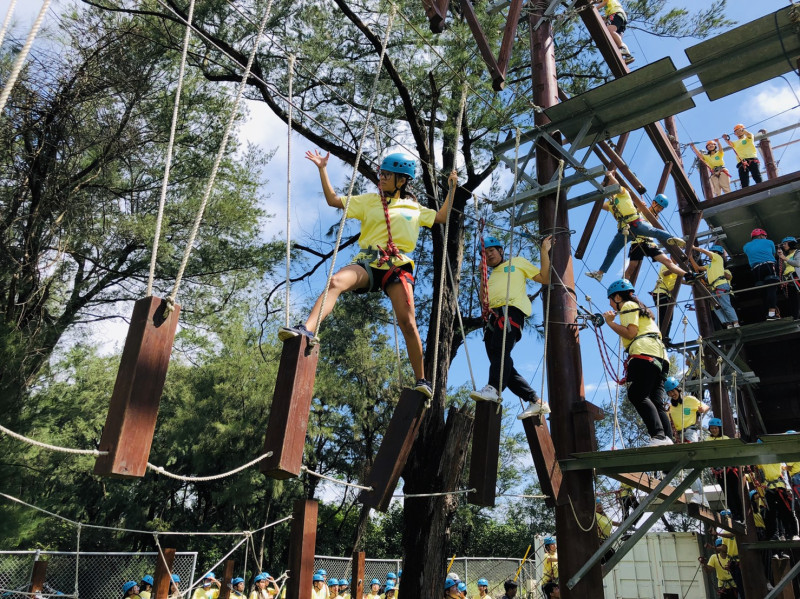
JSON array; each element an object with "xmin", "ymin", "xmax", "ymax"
[
  {"xmin": 381, "ymin": 266, "xmax": 414, "ymax": 306},
  {"xmin": 478, "ymin": 218, "xmax": 491, "ymax": 320},
  {"xmin": 487, "ymin": 308, "xmax": 521, "ymax": 333},
  {"xmin": 710, "ymin": 275, "xmax": 728, "ymax": 287},
  {"xmin": 376, "ymin": 181, "xmax": 403, "ymax": 267}
]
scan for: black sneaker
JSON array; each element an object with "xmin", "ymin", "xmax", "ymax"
[
  {"xmin": 414, "ymin": 379, "xmax": 433, "ymax": 399},
  {"xmin": 278, "ymin": 323, "xmax": 316, "ymax": 342}
]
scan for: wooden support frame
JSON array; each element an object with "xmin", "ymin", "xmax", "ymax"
[
  {"xmin": 767, "ymin": 557, "xmax": 800, "ymax": 599},
  {"xmin": 358, "ymin": 388, "xmax": 427, "ymax": 511},
  {"xmin": 261, "ymin": 335, "xmax": 320, "ymax": 479},
  {"xmin": 286, "ymin": 500, "xmax": 318, "ymax": 599},
  {"xmin": 468, "ymin": 402, "xmax": 503, "ymax": 507},
  {"xmin": 29, "ymin": 560, "xmax": 47, "ymax": 595},
  {"xmin": 521, "ymin": 414, "xmax": 563, "ymax": 508},
  {"xmin": 351, "ymin": 551, "xmax": 365, "ymax": 599},
  {"xmin": 153, "ymin": 547, "xmax": 176, "ymax": 599},
  {"xmin": 95, "ymin": 296, "xmax": 180, "ymax": 478},
  {"xmin": 218, "ymin": 560, "xmax": 235, "ymax": 599}
]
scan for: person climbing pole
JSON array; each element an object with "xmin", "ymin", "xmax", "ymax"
[
  {"xmin": 698, "ymin": 539, "xmax": 739, "ymax": 598},
  {"xmin": 743, "ymin": 228, "xmax": 779, "ymax": 321},
  {"xmin": 541, "ymin": 537, "xmax": 558, "ymax": 589},
  {"xmin": 706, "ymin": 418, "xmax": 745, "ymax": 523},
  {"xmin": 723, "ymin": 125, "xmax": 761, "ymax": 188},
  {"xmin": 650, "ymin": 264, "xmax": 676, "ymax": 342},
  {"xmin": 624, "ymin": 194, "xmax": 690, "ymax": 283},
  {"xmin": 593, "ymin": 0, "xmax": 634, "ymax": 64},
  {"xmin": 280, "ymin": 151, "xmax": 457, "ymax": 398},
  {"xmin": 470, "ymin": 235, "xmax": 552, "ymax": 419},
  {"xmin": 690, "ymin": 140, "xmax": 731, "ymax": 197},
  {"xmin": 777, "ymin": 236, "xmax": 800, "ymax": 320},
  {"xmin": 586, "ymin": 171, "xmax": 685, "ymax": 283},
  {"xmin": 689, "ymin": 245, "xmax": 739, "ymax": 329},
  {"xmin": 603, "ymin": 279, "xmax": 673, "ymax": 446}
]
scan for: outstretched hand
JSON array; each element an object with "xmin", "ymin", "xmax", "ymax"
[
  {"xmin": 603, "ymin": 310, "xmax": 616, "ymax": 325},
  {"xmin": 305, "ymin": 149, "xmax": 330, "ymax": 168}
]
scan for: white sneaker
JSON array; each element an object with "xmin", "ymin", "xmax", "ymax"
[
  {"xmin": 517, "ymin": 401, "xmax": 551, "ymax": 420},
  {"xmin": 666, "ymin": 237, "xmax": 686, "ymax": 248},
  {"xmin": 648, "ymin": 436, "xmax": 674, "ymax": 447},
  {"xmin": 470, "ymin": 385, "xmax": 500, "ymax": 403},
  {"xmin": 586, "ymin": 271, "xmax": 604, "ymax": 282},
  {"xmin": 792, "ymin": 535, "xmax": 800, "ymax": 541}
]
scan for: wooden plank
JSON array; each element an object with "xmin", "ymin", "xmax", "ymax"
[
  {"xmin": 597, "ymin": 141, "xmax": 646, "ymax": 194},
  {"xmin": 285, "ymin": 500, "xmax": 318, "ymax": 599},
  {"xmin": 467, "ymin": 402, "xmax": 502, "ymax": 507},
  {"xmin": 260, "ymin": 335, "xmax": 320, "ymax": 479},
  {"xmin": 771, "ymin": 558, "xmax": 796, "ymax": 599},
  {"xmin": 28, "ymin": 560, "xmax": 47, "ymax": 594},
  {"xmin": 95, "ymin": 296, "xmax": 180, "ymax": 478},
  {"xmin": 358, "ymin": 388, "xmax": 427, "ymax": 512},
  {"xmin": 657, "ymin": 162, "xmax": 673, "ymax": 195},
  {"xmin": 460, "ymin": 0, "xmax": 503, "ymax": 87},
  {"xmin": 351, "ymin": 551, "xmax": 365, "ymax": 599},
  {"xmin": 521, "ymin": 413, "xmax": 563, "ymax": 508},
  {"xmin": 495, "ymin": 0, "xmax": 524, "ymax": 88},
  {"xmin": 218, "ymin": 560, "xmax": 235, "ymax": 599},
  {"xmin": 153, "ymin": 547, "xmax": 176, "ymax": 599},
  {"xmin": 743, "ymin": 539, "xmax": 800, "ymax": 550}
]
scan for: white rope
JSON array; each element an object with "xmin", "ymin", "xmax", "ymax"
[
  {"xmin": 284, "ymin": 54, "xmax": 295, "ymax": 327},
  {"xmin": 0, "ymin": 423, "xmax": 106, "ymax": 456},
  {"xmin": 74, "ymin": 524, "xmax": 81, "ymax": 599},
  {"xmin": 312, "ymin": 7, "xmax": 396, "ymax": 337},
  {"xmin": 165, "ymin": 0, "xmax": 274, "ymax": 310},
  {"xmin": 0, "ymin": 0, "xmax": 51, "ymax": 115},
  {"xmin": 568, "ymin": 495, "xmax": 597, "ymax": 532},
  {"xmin": 182, "ymin": 537, "xmax": 249, "ymax": 598},
  {"xmin": 300, "ymin": 466, "xmax": 373, "ymax": 491},
  {"xmin": 395, "ymin": 488, "xmax": 476, "ymax": 498},
  {"xmin": 147, "ymin": 0, "xmax": 196, "ymax": 297},
  {"xmin": 445, "ymin": 261, "xmax": 476, "ymax": 390},
  {"xmin": 0, "ymin": 0, "xmax": 18, "ymax": 49},
  {"xmin": 146, "ymin": 452, "xmax": 273, "ymax": 482},
  {"xmin": 497, "ymin": 494, "xmax": 549, "ymax": 499}
]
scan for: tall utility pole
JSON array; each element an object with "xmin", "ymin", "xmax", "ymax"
[{"xmin": 531, "ymin": 8, "xmax": 603, "ymax": 598}]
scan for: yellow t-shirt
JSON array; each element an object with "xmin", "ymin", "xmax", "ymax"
[
  {"xmin": 487, "ymin": 257, "xmax": 541, "ymax": 317},
  {"xmin": 754, "ymin": 511, "xmax": 765, "ymax": 529},
  {"xmin": 708, "ymin": 554, "xmax": 735, "ymax": 587},
  {"xmin": 730, "ymin": 135, "xmax": 758, "ymax": 160},
  {"xmin": 669, "ymin": 395, "xmax": 702, "ymax": 430},
  {"xmin": 606, "ymin": 187, "xmax": 639, "ymax": 226},
  {"xmin": 249, "ymin": 589, "xmax": 272, "ymax": 599},
  {"xmin": 193, "ymin": 589, "xmax": 220, "ymax": 599},
  {"xmin": 759, "ymin": 463, "xmax": 787, "ymax": 488},
  {"xmin": 787, "ymin": 461, "xmax": 800, "ymax": 476},
  {"xmin": 619, "ymin": 301, "xmax": 666, "ymax": 359},
  {"xmin": 365, "ymin": 594, "xmax": 381, "ymax": 599},
  {"xmin": 542, "ymin": 553, "xmax": 558, "ymax": 583},
  {"xmin": 140, "ymin": 592, "xmax": 151, "ymax": 599},
  {"xmin": 603, "ymin": 0, "xmax": 625, "ymax": 18},
  {"xmin": 700, "ymin": 150, "xmax": 726, "ymax": 169},
  {"xmin": 653, "ymin": 264, "xmax": 676, "ymax": 295},
  {"xmin": 707, "ymin": 253, "xmax": 728, "ymax": 288},
  {"xmin": 722, "ymin": 536, "xmax": 738, "ymax": 558},
  {"xmin": 784, "ymin": 250, "xmax": 796, "ymax": 276},
  {"xmin": 346, "ymin": 193, "xmax": 437, "ymax": 268},
  {"xmin": 597, "ymin": 513, "xmax": 613, "ymax": 539},
  {"xmin": 312, "ymin": 586, "xmax": 328, "ymax": 599},
  {"xmin": 708, "ymin": 434, "xmax": 730, "ymax": 441}
]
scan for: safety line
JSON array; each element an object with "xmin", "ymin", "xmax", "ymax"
[
  {"xmin": 300, "ymin": 466, "xmax": 373, "ymax": 491},
  {"xmin": 285, "ymin": 54, "xmax": 295, "ymax": 328},
  {"xmin": 0, "ymin": 0, "xmax": 51, "ymax": 115},
  {"xmin": 0, "ymin": 0, "xmax": 18, "ymax": 49},
  {"xmin": 146, "ymin": 452, "xmax": 274, "ymax": 482},
  {"xmin": 0, "ymin": 423, "xmax": 107, "ymax": 456},
  {"xmin": 395, "ymin": 488, "xmax": 476, "ymax": 498}
]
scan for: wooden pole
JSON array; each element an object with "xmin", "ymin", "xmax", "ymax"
[
  {"xmin": 218, "ymin": 560, "xmax": 236, "ymax": 599},
  {"xmin": 351, "ymin": 551, "xmax": 365, "ymax": 599},
  {"xmin": 758, "ymin": 129, "xmax": 779, "ymax": 180},
  {"xmin": 28, "ymin": 560, "xmax": 47, "ymax": 595},
  {"xmin": 286, "ymin": 499, "xmax": 318, "ymax": 599},
  {"xmin": 153, "ymin": 547, "xmax": 176, "ymax": 599}
]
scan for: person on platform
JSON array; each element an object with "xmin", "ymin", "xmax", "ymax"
[
  {"xmin": 231, "ymin": 578, "xmax": 247, "ymax": 599},
  {"xmin": 595, "ymin": 499, "xmax": 620, "ymax": 564},
  {"xmin": 193, "ymin": 573, "xmax": 220, "ymax": 599},
  {"xmin": 618, "ymin": 483, "xmax": 639, "ymax": 518},
  {"xmin": 541, "ymin": 582, "xmax": 559, "ymax": 599},
  {"xmin": 470, "ymin": 235, "xmax": 553, "ymax": 418},
  {"xmin": 498, "ymin": 580, "xmax": 517, "ymax": 599},
  {"xmin": 541, "ymin": 537, "xmax": 558, "ymax": 588},
  {"xmin": 593, "ymin": 0, "xmax": 634, "ymax": 63},
  {"xmin": 757, "ymin": 457, "xmax": 799, "ymax": 541},
  {"xmin": 778, "ymin": 236, "xmax": 800, "ymax": 319},
  {"xmin": 743, "ymin": 228, "xmax": 780, "ymax": 321},
  {"xmin": 690, "ymin": 245, "xmax": 739, "ymax": 329},
  {"xmin": 311, "ymin": 574, "xmax": 326, "ymax": 599},
  {"xmin": 624, "ymin": 194, "xmax": 689, "ymax": 283},
  {"xmin": 603, "ymin": 279, "xmax": 673, "ymax": 446},
  {"xmin": 139, "ymin": 576, "xmax": 153, "ymax": 599},
  {"xmin": 748, "ymin": 489, "xmax": 767, "ymax": 540},
  {"xmin": 706, "ymin": 418, "xmax": 744, "ymax": 522},
  {"xmin": 723, "ymin": 125, "xmax": 762, "ymax": 188},
  {"xmin": 690, "ymin": 140, "xmax": 731, "ymax": 197},
  {"xmin": 123, "ymin": 581, "xmax": 141, "ymax": 599},
  {"xmin": 650, "ymin": 264, "xmax": 676, "ymax": 343},
  {"xmin": 699, "ymin": 539, "xmax": 739, "ymax": 598},
  {"xmin": 472, "ymin": 578, "xmax": 491, "ymax": 599},
  {"xmin": 365, "ymin": 579, "xmax": 381, "ymax": 599},
  {"xmin": 586, "ymin": 171, "xmax": 685, "ymax": 283},
  {"xmin": 665, "ymin": 376, "xmax": 709, "ymax": 443},
  {"xmin": 279, "ymin": 151, "xmax": 458, "ymax": 399}
]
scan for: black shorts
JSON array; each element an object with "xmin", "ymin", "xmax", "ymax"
[
  {"xmin": 629, "ymin": 241, "xmax": 663, "ymax": 261},
  {"xmin": 353, "ymin": 262, "xmax": 414, "ymax": 295},
  {"xmin": 607, "ymin": 12, "xmax": 627, "ymax": 33}
]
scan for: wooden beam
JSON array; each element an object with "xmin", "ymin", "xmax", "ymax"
[
  {"xmin": 770, "ymin": 557, "xmax": 796, "ymax": 599},
  {"xmin": 261, "ymin": 335, "xmax": 320, "ymax": 479},
  {"xmin": 286, "ymin": 500, "xmax": 318, "ymax": 599},
  {"xmin": 460, "ymin": 0, "xmax": 504, "ymax": 88},
  {"xmin": 153, "ymin": 547, "xmax": 176, "ymax": 599},
  {"xmin": 597, "ymin": 141, "xmax": 646, "ymax": 194},
  {"xmin": 351, "ymin": 551, "xmax": 365, "ymax": 599},
  {"xmin": 95, "ymin": 296, "xmax": 180, "ymax": 477},
  {"xmin": 495, "ymin": 0, "xmax": 524, "ymax": 89},
  {"xmin": 521, "ymin": 413, "xmax": 563, "ymax": 508},
  {"xmin": 467, "ymin": 402, "xmax": 502, "ymax": 507},
  {"xmin": 657, "ymin": 162, "xmax": 673, "ymax": 195},
  {"xmin": 218, "ymin": 560, "xmax": 235, "ymax": 599},
  {"xmin": 615, "ymin": 132, "xmax": 629, "ymax": 156},
  {"xmin": 359, "ymin": 389, "xmax": 427, "ymax": 511},
  {"xmin": 28, "ymin": 560, "xmax": 47, "ymax": 595},
  {"xmin": 575, "ymin": 198, "xmax": 604, "ymax": 260}
]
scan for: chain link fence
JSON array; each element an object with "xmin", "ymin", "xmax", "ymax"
[{"xmin": 0, "ymin": 551, "xmax": 197, "ymax": 599}]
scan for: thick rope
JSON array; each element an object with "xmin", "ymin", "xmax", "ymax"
[
  {"xmin": 396, "ymin": 488, "xmax": 476, "ymax": 498},
  {"xmin": 0, "ymin": 0, "xmax": 51, "ymax": 115},
  {"xmin": 312, "ymin": 7, "xmax": 396, "ymax": 337},
  {"xmin": 0, "ymin": 423, "xmax": 107, "ymax": 456},
  {"xmin": 0, "ymin": 0, "xmax": 18, "ymax": 49},
  {"xmin": 147, "ymin": 0, "xmax": 196, "ymax": 297},
  {"xmin": 392, "ymin": 309, "xmax": 404, "ymax": 388},
  {"xmin": 430, "ymin": 82, "xmax": 467, "ymax": 393},
  {"xmin": 284, "ymin": 55, "xmax": 295, "ymax": 327},
  {"xmin": 568, "ymin": 495, "xmax": 597, "ymax": 532},
  {"xmin": 166, "ymin": 0, "xmax": 274, "ymax": 311},
  {"xmin": 445, "ymin": 260, "xmax": 476, "ymax": 390},
  {"xmin": 146, "ymin": 451, "xmax": 273, "ymax": 482},
  {"xmin": 300, "ymin": 465, "xmax": 373, "ymax": 491}
]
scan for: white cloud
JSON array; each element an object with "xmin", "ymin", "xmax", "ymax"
[{"xmin": 747, "ymin": 83, "xmax": 800, "ymax": 129}]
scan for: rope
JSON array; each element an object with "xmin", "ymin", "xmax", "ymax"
[
  {"xmin": 165, "ymin": 0, "xmax": 274, "ymax": 312},
  {"xmin": 146, "ymin": 452, "xmax": 273, "ymax": 482},
  {"xmin": 147, "ymin": 0, "xmax": 196, "ymax": 297},
  {"xmin": 300, "ymin": 466, "xmax": 373, "ymax": 491},
  {"xmin": 396, "ymin": 488, "xmax": 476, "ymax": 498},
  {"xmin": 430, "ymin": 82, "xmax": 468, "ymax": 393},
  {"xmin": 284, "ymin": 54, "xmax": 295, "ymax": 327},
  {"xmin": 0, "ymin": 0, "xmax": 18, "ymax": 49},
  {"xmin": 0, "ymin": 0, "xmax": 51, "ymax": 115},
  {"xmin": 0, "ymin": 423, "xmax": 107, "ymax": 456},
  {"xmin": 568, "ymin": 495, "xmax": 597, "ymax": 533},
  {"xmin": 312, "ymin": 6, "xmax": 396, "ymax": 337},
  {"xmin": 445, "ymin": 260, "xmax": 476, "ymax": 390}
]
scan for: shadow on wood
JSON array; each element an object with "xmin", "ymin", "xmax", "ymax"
[{"xmin": 468, "ymin": 401, "xmax": 502, "ymax": 507}]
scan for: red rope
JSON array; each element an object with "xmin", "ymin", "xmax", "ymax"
[
  {"xmin": 375, "ymin": 169, "xmax": 402, "ymax": 267},
  {"xmin": 478, "ymin": 218, "xmax": 490, "ymax": 320},
  {"xmin": 594, "ymin": 324, "xmax": 625, "ymax": 385}
]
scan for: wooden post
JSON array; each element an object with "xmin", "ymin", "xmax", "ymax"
[
  {"xmin": 358, "ymin": 388, "xmax": 427, "ymax": 511},
  {"xmin": 218, "ymin": 560, "xmax": 236, "ymax": 599},
  {"xmin": 771, "ymin": 557, "xmax": 795, "ymax": 599},
  {"xmin": 575, "ymin": 199, "xmax": 604, "ymax": 260},
  {"xmin": 696, "ymin": 158, "xmax": 714, "ymax": 201},
  {"xmin": 351, "ymin": 551, "xmax": 365, "ymax": 599},
  {"xmin": 261, "ymin": 335, "xmax": 320, "ymax": 479},
  {"xmin": 286, "ymin": 499, "xmax": 318, "ymax": 599},
  {"xmin": 657, "ymin": 162, "xmax": 673, "ymax": 195},
  {"xmin": 614, "ymin": 132, "xmax": 629, "ymax": 156},
  {"xmin": 28, "ymin": 560, "xmax": 47, "ymax": 595},
  {"xmin": 95, "ymin": 296, "xmax": 180, "ymax": 477},
  {"xmin": 521, "ymin": 415, "xmax": 563, "ymax": 508},
  {"xmin": 467, "ymin": 402, "xmax": 502, "ymax": 507},
  {"xmin": 153, "ymin": 547, "xmax": 176, "ymax": 599},
  {"xmin": 597, "ymin": 141, "xmax": 646, "ymax": 194},
  {"xmin": 758, "ymin": 130, "xmax": 779, "ymax": 180}
]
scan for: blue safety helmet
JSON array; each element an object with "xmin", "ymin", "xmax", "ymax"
[
  {"xmin": 316, "ymin": 570, "xmax": 326, "ymax": 577},
  {"xmin": 477, "ymin": 578, "xmax": 489, "ymax": 587},
  {"xmin": 386, "ymin": 573, "xmax": 397, "ymax": 580},
  {"xmin": 254, "ymin": 573, "xmax": 269, "ymax": 583},
  {"xmin": 444, "ymin": 579, "xmax": 457, "ymax": 590},
  {"xmin": 380, "ymin": 152, "xmax": 417, "ymax": 179},
  {"xmin": 664, "ymin": 377, "xmax": 680, "ymax": 392},
  {"xmin": 595, "ymin": 497, "xmax": 602, "ymax": 504},
  {"xmin": 484, "ymin": 236, "xmax": 503, "ymax": 250},
  {"xmin": 328, "ymin": 579, "xmax": 338, "ymax": 586},
  {"xmin": 653, "ymin": 194, "xmax": 669, "ymax": 208},
  {"xmin": 231, "ymin": 578, "xmax": 245, "ymax": 586},
  {"xmin": 313, "ymin": 574, "xmax": 324, "ymax": 582},
  {"xmin": 709, "ymin": 244, "xmax": 725, "ymax": 254},
  {"xmin": 781, "ymin": 236, "xmax": 797, "ymax": 244},
  {"xmin": 385, "ymin": 582, "xmax": 396, "ymax": 592},
  {"xmin": 339, "ymin": 579, "xmax": 349, "ymax": 586},
  {"xmin": 607, "ymin": 278, "xmax": 635, "ymax": 298},
  {"xmin": 122, "ymin": 581, "xmax": 138, "ymax": 595},
  {"xmin": 787, "ymin": 430, "xmax": 797, "ymax": 434},
  {"xmin": 719, "ymin": 509, "xmax": 731, "ymax": 517},
  {"xmin": 171, "ymin": 575, "xmax": 180, "ymax": 583},
  {"xmin": 708, "ymin": 417, "xmax": 722, "ymax": 428},
  {"xmin": 370, "ymin": 579, "xmax": 380, "ymax": 586},
  {"xmin": 457, "ymin": 582, "xmax": 467, "ymax": 592},
  {"xmin": 543, "ymin": 536, "xmax": 556, "ymax": 547},
  {"xmin": 141, "ymin": 576, "xmax": 154, "ymax": 586},
  {"xmin": 749, "ymin": 489, "xmax": 757, "ymax": 499},
  {"xmin": 715, "ymin": 538, "xmax": 723, "ymax": 547}
]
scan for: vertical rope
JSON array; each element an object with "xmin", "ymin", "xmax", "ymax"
[
  {"xmin": 147, "ymin": 0, "xmax": 196, "ymax": 296},
  {"xmin": 0, "ymin": 0, "xmax": 18, "ymax": 50},
  {"xmin": 73, "ymin": 524, "xmax": 81, "ymax": 599},
  {"xmin": 285, "ymin": 55, "xmax": 295, "ymax": 327},
  {"xmin": 166, "ymin": 0, "xmax": 274, "ymax": 309},
  {"xmin": 446, "ymin": 261, "xmax": 476, "ymax": 390},
  {"xmin": 0, "ymin": 0, "xmax": 51, "ymax": 115},
  {"xmin": 312, "ymin": 7, "xmax": 396, "ymax": 337},
  {"xmin": 697, "ymin": 336, "xmax": 704, "ymax": 410}
]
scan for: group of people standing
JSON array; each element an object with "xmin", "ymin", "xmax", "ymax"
[{"xmin": 689, "ymin": 124, "xmax": 764, "ymax": 197}]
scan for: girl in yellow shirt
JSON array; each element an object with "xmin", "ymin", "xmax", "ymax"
[
  {"xmin": 689, "ymin": 140, "xmax": 730, "ymax": 197},
  {"xmin": 723, "ymin": 124, "xmax": 762, "ymax": 188}
]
